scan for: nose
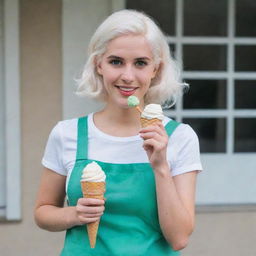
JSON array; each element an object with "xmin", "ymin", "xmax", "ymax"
[{"xmin": 121, "ymin": 65, "xmax": 134, "ymax": 84}]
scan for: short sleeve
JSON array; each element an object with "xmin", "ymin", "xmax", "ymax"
[
  {"xmin": 169, "ymin": 124, "xmax": 203, "ymax": 176},
  {"xmin": 41, "ymin": 122, "xmax": 67, "ymax": 176}
]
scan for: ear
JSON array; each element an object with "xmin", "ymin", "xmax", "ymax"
[
  {"xmin": 97, "ymin": 65, "xmax": 102, "ymax": 75},
  {"xmin": 95, "ymin": 58, "xmax": 103, "ymax": 75},
  {"xmin": 151, "ymin": 63, "xmax": 160, "ymax": 79}
]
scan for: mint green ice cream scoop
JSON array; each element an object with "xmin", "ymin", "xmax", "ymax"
[{"xmin": 127, "ymin": 96, "xmax": 140, "ymax": 107}]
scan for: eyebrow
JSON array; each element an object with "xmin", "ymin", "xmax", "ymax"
[
  {"xmin": 107, "ymin": 55, "xmax": 123, "ymax": 60},
  {"xmin": 107, "ymin": 55, "xmax": 151, "ymax": 61}
]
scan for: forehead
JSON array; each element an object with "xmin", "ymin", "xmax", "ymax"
[{"xmin": 104, "ymin": 34, "xmax": 154, "ymax": 59}]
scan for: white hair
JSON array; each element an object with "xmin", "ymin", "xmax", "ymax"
[{"xmin": 76, "ymin": 9, "xmax": 186, "ymax": 106}]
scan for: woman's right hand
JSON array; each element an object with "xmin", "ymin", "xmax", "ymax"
[{"xmin": 76, "ymin": 198, "xmax": 105, "ymax": 225}]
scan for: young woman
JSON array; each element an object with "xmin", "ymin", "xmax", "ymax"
[{"xmin": 35, "ymin": 9, "xmax": 202, "ymax": 255}]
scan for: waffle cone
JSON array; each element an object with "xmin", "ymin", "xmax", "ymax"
[
  {"xmin": 140, "ymin": 117, "xmax": 161, "ymax": 128},
  {"xmin": 80, "ymin": 181, "xmax": 106, "ymax": 248}
]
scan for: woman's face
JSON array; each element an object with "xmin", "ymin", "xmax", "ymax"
[{"xmin": 97, "ymin": 34, "xmax": 157, "ymax": 108}]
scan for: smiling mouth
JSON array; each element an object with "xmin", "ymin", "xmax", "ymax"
[
  {"xmin": 115, "ymin": 86, "xmax": 138, "ymax": 96},
  {"xmin": 116, "ymin": 86, "xmax": 137, "ymax": 91}
]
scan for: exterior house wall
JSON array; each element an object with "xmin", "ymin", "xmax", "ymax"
[
  {"xmin": 0, "ymin": 1, "xmax": 255, "ymax": 255},
  {"xmin": 1, "ymin": 0, "xmax": 64, "ymax": 255},
  {"xmin": 183, "ymin": 211, "xmax": 256, "ymax": 255}
]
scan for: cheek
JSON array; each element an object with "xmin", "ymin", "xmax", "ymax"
[
  {"xmin": 140, "ymin": 73, "xmax": 154, "ymax": 86},
  {"xmin": 103, "ymin": 73, "xmax": 117, "ymax": 84},
  {"xmin": 101, "ymin": 67, "xmax": 116, "ymax": 81}
]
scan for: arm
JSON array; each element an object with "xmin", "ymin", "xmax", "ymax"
[
  {"xmin": 140, "ymin": 123, "xmax": 198, "ymax": 251},
  {"xmin": 34, "ymin": 167, "xmax": 105, "ymax": 232},
  {"xmin": 154, "ymin": 169, "xmax": 197, "ymax": 251}
]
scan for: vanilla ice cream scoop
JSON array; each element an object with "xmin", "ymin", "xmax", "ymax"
[
  {"xmin": 81, "ymin": 161, "xmax": 106, "ymax": 182},
  {"xmin": 141, "ymin": 104, "xmax": 164, "ymax": 120}
]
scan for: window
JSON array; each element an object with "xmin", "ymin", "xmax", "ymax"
[
  {"xmin": 0, "ymin": 0, "xmax": 21, "ymax": 220},
  {"xmin": 126, "ymin": 0, "xmax": 256, "ymax": 205}
]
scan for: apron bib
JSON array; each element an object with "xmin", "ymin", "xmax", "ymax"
[{"xmin": 61, "ymin": 116, "xmax": 181, "ymax": 256}]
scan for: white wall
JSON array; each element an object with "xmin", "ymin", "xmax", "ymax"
[
  {"xmin": 0, "ymin": 0, "xmax": 6, "ymax": 216},
  {"xmin": 198, "ymin": 154, "xmax": 256, "ymax": 204},
  {"xmin": 62, "ymin": 0, "xmax": 113, "ymax": 119}
]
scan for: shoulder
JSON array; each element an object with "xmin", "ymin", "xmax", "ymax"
[
  {"xmin": 164, "ymin": 117, "xmax": 203, "ymax": 175},
  {"xmin": 54, "ymin": 114, "xmax": 96, "ymax": 141},
  {"xmin": 163, "ymin": 116, "xmax": 199, "ymax": 142},
  {"xmin": 45, "ymin": 118, "xmax": 80, "ymax": 150},
  {"xmin": 174, "ymin": 123, "xmax": 198, "ymax": 142},
  {"xmin": 44, "ymin": 118, "xmax": 78, "ymax": 150},
  {"xmin": 53, "ymin": 117, "xmax": 79, "ymax": 138},
  {"xmin": 57, "ymin": 117, "xmax": 78, "ymax": 131}
]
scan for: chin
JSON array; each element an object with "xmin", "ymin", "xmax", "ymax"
[{"xmin": 116, "ymin": 102, "xmax": 131, "ymax": 110}]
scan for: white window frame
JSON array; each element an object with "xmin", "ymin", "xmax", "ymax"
[
  {"xmin": 165, "ymin": 0, "xmax": 256, "ymax": 153},
  {"xmin": 0, "ymin": 0, "xmax": 20, "ymax": 220},
  {"xmin": 164, "ymin": 0, "xmax": 256, "ymax": 206}
]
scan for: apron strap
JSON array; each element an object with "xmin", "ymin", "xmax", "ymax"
[
  {"xmin": 165, "ymin": 120, "xmax": 180, "ymax": 137},
  {"xmin": 76, "ymin": 116, "xmax": 88, "ymax": 160}
]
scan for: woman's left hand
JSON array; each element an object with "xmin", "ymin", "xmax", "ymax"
[{"xmin": 139, "ymin": 122, "xmax": 169, "ymax": 172}]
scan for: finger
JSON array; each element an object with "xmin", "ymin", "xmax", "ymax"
[
  {"xmin": 140, "ymin": 131, "xmax": 162, "ymax": 140},
  {"xmin": 154, "ymin": 122, "xmax": 167, "ymax": 136},
  {"xmin": 78, "ymin": 198, "xmax": 105, "ymax": 206},
  {"xmin": 78, "ymin": 205, "xmax": 105, "ymax": 214},
  {"xmin": 143, "ymin": 139, "xmax": 159, "ymax": 151},
  {"xmin": 140, "ymin": 128, "xmax": 168, "ymax": 143},
  {"xmin": 84, "ymin": 212, "xmax": 104, "ymax": 217},
  {"xmin": 140, "ymin": 123, "xmax": 166, "ymax": 136},
  {"xmin": 85, "ymin": 205, "xmax": 105, "ymax": 214},
  {"xmin": 143, "ymin": 137, "xmax": 168, "ymax": 152},
  {"xmin": 157, "ymin": 122, "xmax": 167, "ymax": 133},
  {"xmin": 78, "ymin": 216, "xmax": 101, "ymax": 224},
  {"xmin": 86, "ymin": 217, "xmax": 101, "ymax": 224}
]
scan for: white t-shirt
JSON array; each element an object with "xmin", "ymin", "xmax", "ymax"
[{"xmin": 42, "ymin": 113, "xmax": 202, "ymax": 187}]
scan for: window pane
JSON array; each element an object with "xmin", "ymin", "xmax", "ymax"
[
  {"xmin": 183, "ymin": 45, "xmax": 227, "ymax": 71},
  {"xmin": 183, "ymin": 118, "xmax": 226, "ymax": 153},
  {"xmin": 126, "ymin": 0, "xmax": 175, "ymax": 35},
  {"xmin": 235, "ymin": 46, "xmax": 256, "ymax": 71},
  {"xmin": 236, "ymin": 0, "xmax": 256, "ymax": 37},
  {"xmin": 235, "ymin": 80, "xmax": 256, "ymax": 109},
  {"xmin": 235, "ymin": 118, "xmax": 256, "ymax": 152},
  {"xmin": 183, "ymin": 80, "xmax": 227, "ymax": 109},
  {"xmin": 184, "ymin": 0, "xmax": 227, "ymax": 36},
  {"xmin": 169, "ymin": 44, "xmax": 176, "ymax": 57}
]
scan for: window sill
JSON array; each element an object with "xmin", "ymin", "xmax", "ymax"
[{"xmin": 196, "ymin": 204, "xmax": 256, "ymax": 213}]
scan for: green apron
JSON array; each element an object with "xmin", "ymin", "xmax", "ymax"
[{"xmin": 61, "ymin": 116, "xmax": 181, "ymax": 256}]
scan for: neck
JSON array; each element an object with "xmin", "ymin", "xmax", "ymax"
[
  {"xmin": 93, "ymin": 103, "xmax": 142, "ymax": 137},
  {"xmin": 105, "ymin": 104, "xmax": 141, "ymax": 122}
]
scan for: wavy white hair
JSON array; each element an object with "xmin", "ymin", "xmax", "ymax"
[{"xmin": 76, "ymin": 9, "xmax": 186, "ymax": 106}]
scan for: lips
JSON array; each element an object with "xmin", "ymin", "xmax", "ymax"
[
  {"xmin": 115, "ymin": 86, "xmax": 138, "ymax": 96},
  {"xmin": 118, "ymin": 87, "xmax": 135, "ymax": 92}
]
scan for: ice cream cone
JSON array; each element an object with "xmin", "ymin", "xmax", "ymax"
[
  {"xmin": 140, "ymin": 104, "xmax": 164, "ymax": 128},
  {"xmin": 140, "ymin": 117, "xmax": 161, "ymax": 128},
  {"xmin": 80, "ymin": 181, "xmax": 106, "ymax": 248}
]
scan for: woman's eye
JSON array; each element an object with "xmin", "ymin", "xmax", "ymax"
[
  {"xmin": 110, "ymin": 59, "xmax": 122, "ymax": 65},
  {"xmin": 135, "ymin": 60, "xmax": 147, "ymax": 67}
]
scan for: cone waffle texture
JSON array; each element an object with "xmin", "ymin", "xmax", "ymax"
[
  {"xmin": 80, "ymin": 181, "xmax": 106, "ymax": 249},
  {"xmin": 140, "ymin": 117, "xmax": 161, "ymax": 128}
]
